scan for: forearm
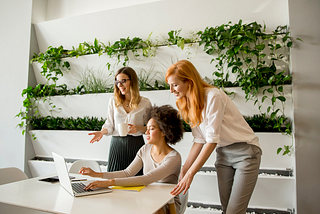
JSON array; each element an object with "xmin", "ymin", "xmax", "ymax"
[
  {"xmin": 186, "ymin": 143, "xmax": 217, "ymax": 176},
  {"xmin": 93, "ymin": 172, "xmax": 104, "ymax": 178},
  {"xmin": 100, "ymin": 127, "xmax": 108, "ymax": 135},
  {"xmin": 181, "ymin": 143, "xmax": 203, "ymax": 173}
]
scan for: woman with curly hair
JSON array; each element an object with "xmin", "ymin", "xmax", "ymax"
[
  {"xmin": 166, "ymin": 60, "xmax": 262, "ymax": 214},
  {"xmin": 80, "ymin": 105, "xmax": 184, "ymax": 214},
  {"xmin": 88, "ymin": 67, "xmax": 152, "ymax": 174}
]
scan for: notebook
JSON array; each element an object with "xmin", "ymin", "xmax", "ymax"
[{"xmin": 52, "ymin": 152, "xmax": 112, "ymax": 197}]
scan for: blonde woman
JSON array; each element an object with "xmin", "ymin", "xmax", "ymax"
[
  {"xmin": 89, "ymin": 67, "xmax": 151, "ymax": 174},
  {"xmin": 166, "ymin": 60, "xmax": 262, "ymax": 214},
  {"xmin": 81, "ymin": 105, "xmax": 184, "ymax": 214}
]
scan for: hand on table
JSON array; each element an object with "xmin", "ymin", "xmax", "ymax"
[{"xmin": 170, "ymin": 172, "xmax": 194, "ymax": 196}]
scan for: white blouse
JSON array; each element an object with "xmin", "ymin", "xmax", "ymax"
[
  {"xmin": 102, "ymin": 96, "xmax": 152, "ymax": 136},
  {"xmin": 192, "ymin": 87, "xmax": 260, "ymax": 148}
]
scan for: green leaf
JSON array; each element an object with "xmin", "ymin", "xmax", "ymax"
[
  {"xmin": 267, "ymin": 88, "xmax": 274, "ymax": 93},
  {"xmin": 276, "ymin": 96, "xmax": 286, "ymax": 102},
  {"xmin": 277, "ymin": 147, "xmax": 283, "ymax": 154},
  {"xmin": 262, "ymin": 96, "xmax": 268, "ymax": 103}
]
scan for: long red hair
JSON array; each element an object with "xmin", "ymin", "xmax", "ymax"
[{"xmin": 165, "ymin": 60, "xmax": 214, "ymax": 127}]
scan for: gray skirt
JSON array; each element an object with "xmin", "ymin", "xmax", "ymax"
[{"xmin": 107, "ymin": 135, "xmax": 144, "ymax": 175}]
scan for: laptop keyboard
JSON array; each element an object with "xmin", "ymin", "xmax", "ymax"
[{"xmin": 72, "ymin": 182, "xmax": 93, "ymax": 193}]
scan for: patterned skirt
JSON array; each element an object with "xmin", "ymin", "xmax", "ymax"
[{"xmin": 107, "ymin": 135, "xmax": 144, "ymax": 175}]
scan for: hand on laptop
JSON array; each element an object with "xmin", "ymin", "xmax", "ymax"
[
  {"xmin": 84, "ymin": 179, "xmax": 115, "ymax": 190},
  {"xmin": 79, "ymin": 167, "xmax": 103, "ymax": 178}
]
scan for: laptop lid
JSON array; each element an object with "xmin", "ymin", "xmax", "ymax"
[{"xmin": 52, "ymin": 152, "xmax": 112, "ymax": 197}]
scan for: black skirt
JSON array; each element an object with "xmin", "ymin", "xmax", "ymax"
[{"xmin": 107, "ymin": 135, "xmax": 144, "ymax": 175}]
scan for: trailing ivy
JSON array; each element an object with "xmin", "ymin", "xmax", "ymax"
[
  {"xmin": 30, "ymin": 46, "xmax": 71, "ymax": 83},
  {"xmin": 197, "ymin": 20, "xmax": 296, "ymax": 118}
]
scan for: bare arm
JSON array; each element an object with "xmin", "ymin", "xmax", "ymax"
[
  {"xmin": 179, "ymin": 143, "xmax": 204, "ymax": 182},
  {"xmin": 170, "ymin": 143, "xmax": 217, "ymax": 195}
]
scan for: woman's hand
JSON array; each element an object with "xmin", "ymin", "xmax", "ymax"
[
  {"xmin": 84, "ymin": 179, "xmax": 115, "ymax": 190},
  {"xmin": 128, "ymin": 124, "xmax": 146, "ymax": 134},
  {"xmin": 79, "ymin": 167, "xmax": 100, "ymax": 177},
  {"xmin": 88, "ymin": 131, "xmax": 104, "ymax": 143},
  {"xmin": 170, "ymin": 171, "xmax": 194, "ymax": 196}
]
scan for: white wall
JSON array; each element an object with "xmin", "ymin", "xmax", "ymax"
[
  {"xmin": 1, "ymin": 0, "xmax": 319, "ymax": 213},
  {"xmin": 0, "ymin": 0, "xmax": 33, "ymax": 172},
  {"xmin": 289, "ymin": 0, "xmax": 320, "ymax": 213},
  {"xmin": 34, "ymin": 0, "xmax": 289, "ymax": 53},
  {"xmin": 46, "ymin": 0, "xmax": 160, "ymax": 21}
]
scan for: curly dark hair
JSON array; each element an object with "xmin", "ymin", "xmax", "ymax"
[{"xmin": 143, "ymin": 105, "xmax": 184, "ymax": 145}]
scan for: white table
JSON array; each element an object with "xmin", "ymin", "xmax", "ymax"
[{"xmin": 0, "ymin": 174, "xmax": 175, "ymax": 214}]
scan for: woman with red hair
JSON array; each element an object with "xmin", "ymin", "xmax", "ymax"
[{"xmin": 166, "ymin": 60, "xmax": 262, "ymax": 214}]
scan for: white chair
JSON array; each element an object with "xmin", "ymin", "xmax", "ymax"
[
  {"xmin": 168, "ymin": 190, "xmax": 189, "ymax": 214},
  {"xmin": 0, "ymin": 167, "xmax": 28, "ymax": 185},
  {"xmin": 69, "ymin": 160, "xmax": 102, "ymax": 173}
]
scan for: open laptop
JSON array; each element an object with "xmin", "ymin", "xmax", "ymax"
[{"xmin": 52, "ymin": 152, "xmax": 112, "ymax": 197}]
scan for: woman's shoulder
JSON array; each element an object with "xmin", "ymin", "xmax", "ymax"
[
  {"xmin": 139, "ymin": 96, "xmax": 152, "ymax": 106},
  {"xmin": 168, "ymin": 148, "xmax": 181, "ymax": 159},
  {"xmin": 139, "ymin": 144, "xmax": 152, "ymax": 152},
  {"xmin": 205, "ymin": 87, "xmax": 226, "ymax": 99},
  {"xmin": 140, "ymin": 96, "xmax": 151, "ymax": 102}
]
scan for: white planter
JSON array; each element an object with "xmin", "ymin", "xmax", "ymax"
[
  {"xmin": 185, "ymin": 208, "xmax": 221, "ymax": 214},
  {"xmin": 28, "ymin": 159, "xmax": 70, "ymax": 178},
  {"xmin": 37, "ymin": 93, "xmax": 112, "ymax": 118},
  {"xmin": 189, "ymin": 172, "xmax": 294, "ymax": 211},
  {"xmin": 36, "ymin": 90, "xmax": 177, "ymax": 118},
  {"xmin": 256, "ymin": 132, "xmax": 293, "ymax": 170},
  {"xmin": 35, "ymin": 86, "xmax": 292, "ymax": 120},
  {"xmin": 29, "ymin": 130, "xmax": 111, "ymax": 161},
  {"xmin": 173, "ymin": 132, "xmax": 294, "ymax": 170},
  {"xmin": 30, "ymin": 131, "xmax": 293, "ymax": 171},
  {"xmin": 28, "ymin": 159, "xmax": 108, "ymax": 178}
]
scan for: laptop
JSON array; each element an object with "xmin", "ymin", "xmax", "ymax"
[{"xmin": 52, "ymin": 152, "xmax": 112, "ymax": 197}]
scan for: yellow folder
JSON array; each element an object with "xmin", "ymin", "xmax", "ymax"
[{"xmin": 111, "ymin": 185, "xmax": 145, "ymax": 192}]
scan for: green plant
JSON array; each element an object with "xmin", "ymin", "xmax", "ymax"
[
  {"xmin": 16, "ymin": 84, "xmax": 62, "ymax": 139},
  {"xmin": 197, "ymin": 20, "xmax": 299, "ymax": 155},
  {"xmin": 79, "ymin": 67, "xmax": 113, "ymax": 93},
  {"xmin": 24, "ymin": 23, "xmax": 297, "ymax": 155},
  {"xmin": 30, "ymin": 116, "xmax": 191, "ymax": 133},
  {"xmin": 244, "ymin": 114, "xmax": 292, "ymax": 155},
  {"xmin": 31, "ymin": 45, "xmax": 70, "ymax": 83},
  {"xmin": 68, "ymin": 38, "xmax": 105, "ymax": 58},
  {"xmin": 30, "ymin": 116, "xmax": 105, "ymax": 131},
  {"xmin": 137, "ymin": 67, "xmax": 158, "ymax": 91},
  {"xmin": 104, "ymin": 37, "xmax": 150, "ymax": 71}
]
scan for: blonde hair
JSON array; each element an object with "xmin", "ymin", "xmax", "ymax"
[
  {"xmin": 165, "ymin": 60, "xmax": 215, "ymax": 128},
  {"xmin": 114, "ymin": 67, "xmax": 141, "ymax": 109}
]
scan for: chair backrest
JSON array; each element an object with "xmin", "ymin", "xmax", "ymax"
[
  {"xmin": 68, "ymin": 160, "xmax": 101, "ymax": 173},
  {"xmin": 179, "ymin": 190, "xmax": 189, "ymax": 214},
  {"xmin": 0, "ymin": 167, "xmax": 28, "ymax": 185}
]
